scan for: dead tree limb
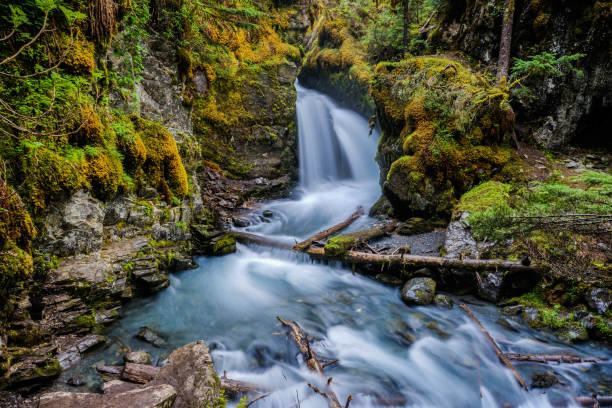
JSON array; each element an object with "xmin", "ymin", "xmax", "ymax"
[
  {"xmin": 459, "ymin": 304, "xmax": 529, "ymax": 390},
  {"xmin": 245, "ymin": 392, "xmax": 272, "ymax": 407},
  {"xmin": 575, "ymin": 396, "xmax": 612, "ymax": 407},
  {"xmin": 293, "ymin": 207, "xmax": 364, "ymax": 251},
  {"xmin": 506, "ymin": 353, "xmax": 608, "ymax": 364},
  {"xmin": 232, "ymin": 231, "xmax": 293, "ymax": 249},
  {"xmin": 220, "ymin": 373, "xmax": 268, "ymax": 399},
  {"xmin": 307, "ymin": 248, "xmax": 548, "ymax": 273},
  {"xmin": 277, "ymin": 316, "xmax": 346, "ymax": 408}
]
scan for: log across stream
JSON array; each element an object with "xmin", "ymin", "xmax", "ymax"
[{"xmin": 50, "ymin": 83, "xmax": 612, "ymax": 407}]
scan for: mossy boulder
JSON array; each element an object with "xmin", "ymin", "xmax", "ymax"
[
  {"xmin": 211, "ymin": 234, "xmax": 236, "ymax": 256},
  {"xmin": 372, "ymin": 57, "xmax": 514, "ymax": 218},
  {"xmin": 401, "ymin": 277, "xmax": 436, "ymax": 305},
  {"xmin": 324, "ymin": 234, "xmax": 358, "ymax": 258}
]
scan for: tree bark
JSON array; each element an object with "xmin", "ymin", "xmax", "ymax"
[
  {"xmin": 575, "ymin": 396, "xmax": 612, "ymax": 406},
  {"xmin": 402, "ymin": 0, "xmax": 410, "ymax": 50},
  {"xmin": 220, "ymin": 375, "xmax": 267, "ymax": 398},
  {"xmin": 233, "ymin": 231, "xmax": 293, "ymax": 250},
  {"xmin": 506, "ymin": 353, "xmax": 608, "ymax": 364},
  {"xmin": 293, "ymin": 207, "xmax": 364, "ymax": 251},
  {"xmin": 459, "ymin": 304, "xmax": 529, "ymax": 390},
  {"xmin": 497, "ymin": 0, "xmax": 515, "ymax": 83}
]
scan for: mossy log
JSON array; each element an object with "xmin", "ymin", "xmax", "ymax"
[
  {"xmin": 306, "ymin": 248, "xmax": 548, "ymax": 273},
  {"xmin": 506, "ymin": 353, "xmax": 608, "ymax": 364},
  {"xmin": 293, "ymin": 207, "xmax": 364, "ymax": 251},
  {"xmin": 220, "ymin": 374, "xmax": 267, "ymax": 398},
  {"xmin": 232, "ymin": 231, "xmax": 293, "ymax": 249},
  {"xmin": 323, "ymin": 223, "xmax": 396, "ymax": 257}
]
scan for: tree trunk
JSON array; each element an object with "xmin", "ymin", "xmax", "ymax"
[
  {"xmin": 506, "ymin": 353, "xmax": 608, "ymax": 364},
  {"xmin": 402, "ymin": 0, "xmax": 410, "ymax": 50},
  {"xmin": 497, "ymin": 0, "xmax": 515, "ymax": 83},
  {"xmin": 293, "ymin": 207, "xmax": 364, "ymax": 251}
]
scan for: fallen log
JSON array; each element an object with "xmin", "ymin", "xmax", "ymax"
[
  {"xmin": 277, "ymin": 316, "xmax": 348, "ymax": 408},
  {"xmin": 293, "ymin": 207, "xmax": 364, "ymax": 251},
  {"xmin": 506, "ymin": 353, "xmax": 608, "ymax": 364},
  {"xmin": 120, "ymin": 362, "xmax": 160, "ymax": 384},
  {"xmin": 575, "ymin": 396, "xmax": 612, "ymax": 407},
  {"xmin": 232, "ymin": 231, "xmax": 293, "ymax": 250},
  {"xmin": 306, "ymin": 248, "xmax": 548, "ymax": 273},
  {"xmin": 459, "ymin": 304, "xmax": 529, "ymax": 390}
]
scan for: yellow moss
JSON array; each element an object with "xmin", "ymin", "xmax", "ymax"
[
  {"xmin": 132, "ymin": 116, "xmax": 188, "ymax": 198},
  {"xmin": 84, "ymin": 151, "xmax": 123, "ymax": 201},
  {"xmin": 72, "ymin": 105, "xmax": 104, "ymax": 146},
  {"xmin": 0, "ymin": 186, "xmax": 36, "ymax": 250},
  {"xmin": 63, "ymin": 36, "xmax": 95, "ymax": 75}
]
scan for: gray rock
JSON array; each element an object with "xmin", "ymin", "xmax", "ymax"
[
  {"xmin": 444, "ymin": 213, "xmax": 478, "ymax": 259},
  {"xmin": 233, "ymin": 217, "xmax": 250, "ymax": 227},
  {"xmin": 42, "ymin": 190, "xmax": 104, "ymax": 256},
  {"xmin": 136, "ymin": 327, "xmax": 167, "ymax": 348},
  {"xmin": 104, "ymin": 197, "xmax": 132, "ymax": 226},
  {"xmin": 150, "ymin": 340, "xmax": 220, "ymax": 408},
  {"xmin": 193, "ymin": 70, "xmax": 208, "ymax": 95},
  {"xmin": 433, "ymin": 294, "xmax": 454, "ymax": 308},
  {"xmin": 262, "ymin": 210, "xmax": 274, "ymax": 218},
  {"xmin": 586, "ymin": 288, "xmax": 611, "ymax": 314},
  {"xmin": 531, "ymin": 371, "xmax": 558, "ymax": 388},
  {"xmin": 278, "ymin": 61, "xmax": 297, "ymax": 84},
  {"xmin": 597, "ymin": 242, "xmax": 610, "ymax": 252},
  {"xmin": 38, "ymin": 384, "xmax": 177, "ymax": 408},
  {"xmin": 401, "ymin": 277, "xmax": 436, "ymax": 305},
  {"xmin": 152, "ymin": 222, "xmax": 191, "ymax": 242},
  {"xmin": 565, "ymin": 160, "xmax": 580, "ymax": 169},
  {"xmin": 124, "ymin": 351, "xmax": 152, "ymax": 365},
  {"xmin": 66, "ymin": 376, "xmax": 85, "ymax": 387},
  {"xmin": 477, "ymin": 270, "xmax": 504, "ymax": 302}
]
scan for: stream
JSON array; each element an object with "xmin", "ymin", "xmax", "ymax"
[{"xmin": 54, "ymin": 82, "xmax": 612, "ymax": 407}]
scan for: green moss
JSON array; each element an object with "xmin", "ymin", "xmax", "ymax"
[
  {"xmin": 33, "ymin": 357, "xmax": 61, "ymax": 379},
  {"xmin": 212, "ymin": 234, "xmax": 236, "ymax": 256},
  {"xmin": 324, "ymin": 234, "xmax": 358, "ymax": 258},
  {"xmin": 456, "ymin": 181, "xmax": 512, "ymax": 214}
]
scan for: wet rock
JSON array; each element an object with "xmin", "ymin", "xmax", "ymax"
[
  {"xmin": 502, "ymin": 305, "xmax": 523, "ymax": 315},
  {"xmin": 41, "ymin": 190, "xmax": 104, "ymax": 256},
  {"xmin": 151, "ymin": 222, "xmax": 191, "ymax": 242},
  {"xmin": 375, "ymin": 274, "xmax": 403, "ymax": 286},
  {"xmin": 559, "ymin": 324, "xmax": 589, "ymax": 344},
  {"xmin": 262, "ymin": 209, "xmax": 274, "ymax": 218},
  {"xmin": 565, "ymin": 160, "xmax": 580, "ymax": 169},
  {"xmin": 522, "ymin": 307, "xmax": 541, "ymax": 327},
  {"xmin": 586, "ymin": 288, "xmax": 611, "ymax": 314},
  {"xmin": 66, "ymin": 376, "xmax": 85, "ymax": 387},
  {"xmin": 232, "ymin": 217, "xmax": 250, "ymax": 227},
  {"xmin": 477, "ymin": 270, "xmax": 504, "ymax": 302},
  {"xmin": 581, "ymin": 313, "xmax": 599, "ymax": 330},
  {"xmin": 433, "ymin": 294, "xmax": 454, "ymax": 309},
  {"xmin": 132, "ymin": 259, "xmax": 170, "ymax": 293},
  {"xmin": 401, "ymin": 277, "xmax": 436, "ymax": 305},
  {"xmin": 496, "ymin": 318, "xmax": 519, "ymax": 332},
  {"xmin": 104, "ymin": 197, "xmax": 131, "ymax": 226},
  {"xmin": 150, "ymin": 340, "xmax": 220, "ymax": 408},
  {"xmin": 3, "ymin": 350, "xmax": 61, "ymax": 389},
  {"xmin": 396, "ymin": 218, "xmax": 434, "ymax": 236},
  {"xmin": 531, "ymin": 371, "xmax": 559, "ymax": 388},
  {"xmin": 38, "ymin": 384, "xmax": 177, "ymax": 408},
  {"xmin": 597, "ymin": 242, "xmax": 610, "ymax": 252},
  {"xmin": 369, "ymin": 195, "xmax": 393, "ymax": 218},
  {"xmin": 426, "ymin": 321, "xmax": 450, "ymax": 338},
  {"xmin": 191, "ymin": 228, "xmax": 237, "ymax": 256},
  {"xmin": 277, "ymin": 61, "xmax": 297, "ymax": 84},
  {"xmin": 124, "ymin": 351, "xmax": 152, "ymax": 365},
  {"xmin": 136, "ymin": 327, "xmax": 168, "ymax": 348}
]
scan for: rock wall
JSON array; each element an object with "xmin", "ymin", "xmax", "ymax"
[{"xmin": 432, "ymin": 0, "xmax": 612, "ymax": 150}]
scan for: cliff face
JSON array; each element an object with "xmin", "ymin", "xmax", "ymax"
[{"xmin": 432, "ymin": 0, "xmax": 612, "ymax": 150}]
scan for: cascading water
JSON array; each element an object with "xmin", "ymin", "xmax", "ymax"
[{"xmin": 55, "ymin": 82, "xmax": 611, "ymax": 407}]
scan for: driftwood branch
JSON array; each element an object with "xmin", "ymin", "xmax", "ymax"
[
  {"xmin": 277, "ymin": 316, "xmax": 347, "ymax": 408},
  {"xmin": 220, "ymin": 373, "xmax": 267, "ymax": 398},
  {"xmin": 459, "ymin": 304, "xmax": 529, "ymax": 390},
  {"xmin": 293, "ymin": 207, "xmax": 364, "ymax": 251},
  {"xmin": 232, "ymin": 231, "xmax": 293, "ymax": 249},
  {"xmin": 120, "ymin": 363, "xmax": 160, "ymax": 384},
  {"xmin": 506, "ymin": 353, "xmax": 608, "ymax": 364}
]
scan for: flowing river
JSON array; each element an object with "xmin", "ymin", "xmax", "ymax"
[{"xmin": 55, "ymin": 82, "xmax": 612, "ymax": 407}]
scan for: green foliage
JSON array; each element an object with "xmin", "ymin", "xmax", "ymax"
[
  {"xmin": 455, "ymin": 181, "xmax": 512, "ymax": 214},
  {"xmin": 511, "ymin": 52, "xmax": 586, "ymax": 80},
  {"xmin": 466, "ymin": 171, "xmax": 612, "ymax": 241}
]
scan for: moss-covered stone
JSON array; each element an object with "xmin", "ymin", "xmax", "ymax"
[
  {"xmin": 373, "ymin": 57, "xmax": 515, "ymax": 218},
  {"xmin": 211, "ymin": 234, "xmax": 236, "ymax": 256},
  {"xmin": 324, "ymin": 235, "xmax": 358, "ymax": 258}
]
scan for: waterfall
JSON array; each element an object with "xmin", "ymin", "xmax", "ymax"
[{"xmin": 296, "ymin": 82, "xmax": 379, "ymax": 189}]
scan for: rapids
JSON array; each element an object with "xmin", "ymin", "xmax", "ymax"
[{"xmin": 54, "ymin": 82, "xmax": 612, "ymax": 407}]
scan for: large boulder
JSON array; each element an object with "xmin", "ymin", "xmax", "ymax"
[
  {"xmin": 401, "ymin": 277, "xmax": 436, "ymax": 305},
  {"xmin": 38, "ymin": 383, "xmax": 176, "ymax": 408},
  {"xmin": 41, "ymin": 190, "xmax": 104, "ymax": 256},
  {"xmin": 150, "ymin": 340, "xmax": 220, "ymax": 408}
]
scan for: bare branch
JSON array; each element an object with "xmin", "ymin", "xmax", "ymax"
[{"xmin": 0, "ymin": 11, "xmax": 49, "ymax": 66}]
